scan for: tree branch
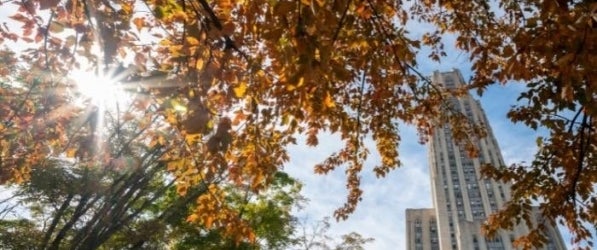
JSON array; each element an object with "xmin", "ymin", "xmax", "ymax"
[
  {"xmin": 40, "ymin": 193, "xmax": 74, "ymax": 249},
  {"xmin": 331, "ymin": 0, "xmax": 352, "ymax": 46}
]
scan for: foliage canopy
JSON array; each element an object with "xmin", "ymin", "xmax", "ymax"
[{"xmin": 0, "ymin": 0, "xmax": 595, "ymax": 248}]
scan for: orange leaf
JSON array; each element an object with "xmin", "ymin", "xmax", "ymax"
[
  {"xmin": 186, "ymin": 213, "xmax": 199, "ymax": 223},
  {"xmin": 204, "ymin": 215, "xmax": 214, "ymax": 228},
  {"xmin": 324, "ymin": 91, "xmax": 335, "ymax": 108},
  {"xmin": 133, "ymin": 17, "xmax": 145, "ymax": 31},
  {"xmin": 66, "ymin": 148, "xmax": 77, "ymax": 158}
]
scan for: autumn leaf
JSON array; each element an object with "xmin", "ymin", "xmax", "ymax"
[
  {"xmin": 186, "ymin": 213, "xmax": 199, "ymax": 223},
  {"xmin": 204, "ymin": 215, "xmax": 214, "ymax": 228},
  {"xmin": 233, "ymin": 82, "xmax": 247, "ymax": 98},
  {"xmin": 48, "ymin": 21, "xmax": 64, "ymax": 33},
  {"xmin": 66, "ymin": 148, "xmax": 77, "ymax": 158},
  {"xmin": 289, "ymin": 77, "xmax": 305, "ymax": 90},
  {"xmin": 186, "ymin": 36, "xmax": 199, "ymax": 46},
  {"xmin": 195, "ymin": 58, "xmax": 204, "ymax": 70},
  {"xmin": 324, "ymin": 91, "xmax": 335, "ymax": 108},
  {"xmin": 132, "ymin": 17, "xmax": 145, "ymax": 31}
]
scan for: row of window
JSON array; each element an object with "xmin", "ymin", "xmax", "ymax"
[{"xmin": 413, "ymin": 218, "xmax": 439, "ymax": 249}]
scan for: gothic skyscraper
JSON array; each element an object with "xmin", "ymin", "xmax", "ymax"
[{"xmin": 405, "ymin": 70, "xmax": 565, "ymax": 250}]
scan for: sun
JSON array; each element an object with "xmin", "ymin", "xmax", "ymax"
[
  {"xmin": 68, "ymin": 65, "xmax": 139, "ymax": 116},
  {"xmin": 68, "ymin": 66, "xmax": 135, "ymax": 140},
  {"xmin": 70, "ymin": 68, "xmax": 126, "ymax": 108}
]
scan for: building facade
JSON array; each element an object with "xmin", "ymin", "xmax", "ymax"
[
  {"xmin": 406, "ymin": 208, "xmax": 440, "ymax": 250},
  {"xmin": 406, "ymin": 70, "xmax": 566, "ymax": 250}
]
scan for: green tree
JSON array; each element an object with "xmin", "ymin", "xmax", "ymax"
[
  {"xmin": 0, "ymin": 162, "xmax": 304, "ymax": 249},
  {"xmin": 0, "ymin": 219, "xmax": 44, "ymax": 249}
]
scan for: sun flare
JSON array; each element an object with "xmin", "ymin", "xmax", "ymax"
[
  {"xmin": 70, "ymin": 69, "xmax": 126, "ymax": 108},
  {"xmin": 68, "ymin": 67, "xmax": 136, "ymax": 142}
]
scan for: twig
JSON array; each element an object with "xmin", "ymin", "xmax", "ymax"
[{"xmin": 331, "ymin": 0, "xmax": 352, "ymax": 46}]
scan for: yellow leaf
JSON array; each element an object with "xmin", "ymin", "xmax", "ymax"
[
  {"xmin": 185, "ymin": 134, "xmax": 200, "ymax": 144},
  {"xmin": 121, "ymin": 2, "xmax": 133, "ymax": 14},
  {"xmin": 159, "ymin": 39, "xmax": 172, "ymax": 46},
  {"xmin": 324, "ymin": 91, "xmax": 335, "ymax": 108},
  {"xmin": 297, "ymin": 77, "xmax": 305, "ymax": 87},
  {"xmin": 286, "ymin": 77, "xmax": 303, "ymax": 91},
  {"xmin": 186, "ymin": 36, "xmax": 199, "ymax": 46},
  {"xmin": 165, "ymin": 112, "xmax": 178, "ymax": 125},
  {"xmin": 233, "ymin": 82, "xmax": 247, "ymax": 98},
  {"xmin": 66, "ymin": 148, "xmax": 77, "ymax": 158},
  {"xmin": 170, "ymin": 99, "xmax": 187, "ymax": 113},
  {"xmin": 187, "ymin": 213, "xmax": 199, "ymax": 223},
  {"xmin": 195, "ymin": 58, "xmax": 204, "ymax": 70}
]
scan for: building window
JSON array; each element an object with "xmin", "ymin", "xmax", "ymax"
[
  {"xmin": 486, "ymin": 236, "xmax": 505, "ymax": 250},
  {"xmin": 498, "ymin": 186, "xmax": 505, "ymax": 199}
]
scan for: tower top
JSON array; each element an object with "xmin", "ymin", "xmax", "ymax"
[{"xmin": 431, "ymin": 69, "xmax": 467, "ymax": 90}]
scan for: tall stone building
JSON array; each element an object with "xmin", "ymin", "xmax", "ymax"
[{"xmin": 405, "ymin": 70, "xmax": 566, "ymax": 250}]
